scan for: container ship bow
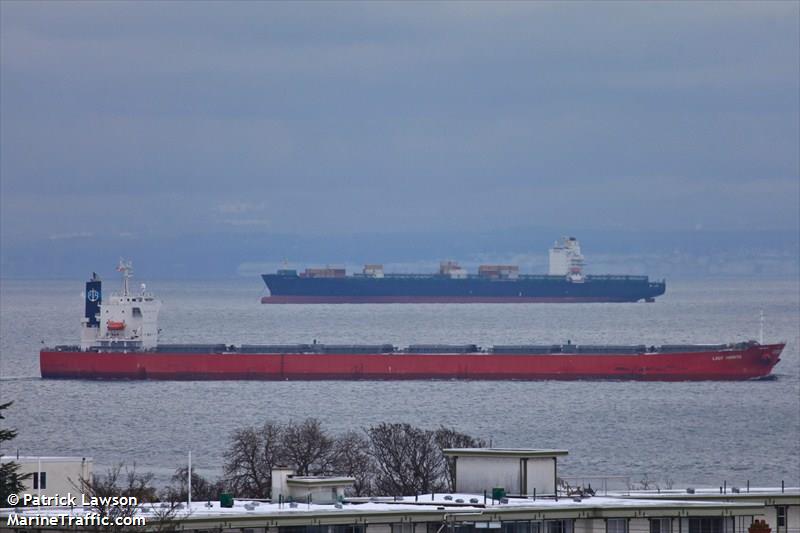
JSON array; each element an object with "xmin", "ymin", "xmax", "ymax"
[
  {"xmin": 40, "ymin": 261, "xmax": 783, "ymax": 381},
  {"xmin": 261, "ymin": 237, "xmax": 666, "ymax": 304}
]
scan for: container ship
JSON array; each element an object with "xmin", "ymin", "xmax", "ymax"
[
  {"xmin": 39, "ymin": 262, "xmax": 783, "ymax": 381},
  {"xmin": 261, "ymin": 237, "xmax": 666, "ymax": 304}
]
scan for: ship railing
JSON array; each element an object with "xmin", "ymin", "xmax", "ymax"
[
  {"xmin": 155, "ymin": 343, "xmax": 227, "ymax": 354},
  {"xmin": 558, "ymin": 475, "xmax": 634, "ymax": 496},
  {"xmin": 406, "ymin": 344, "xmax": 480, "ymax": 354},
  {"xmin": 132, "ymin": 343, "xmax": 746, "ymax": 356},
  {"xmin": 361, "ymin": 273, "xmax": 439, "ymax": 279},
  {"xmin": 237, "ymin": 344, "xmax": 397, "ymax": 354},
  {"xmin": 318, "ymin": 344, "xmax": 395, "ymax": 354},
  {"xmin": 328, "ymin": 272, "xmax": 654, "ymax": 281},
  {"xmin": 657, "ymin": 344, "xmax": 731, "ymax": 353},
  {"xmin": 584, "ymin": 275, "xmax": 650, "ymax": 281},
  {"xmin": 53, "ymin": 345, "xmax": 81, "ymax": 352}
]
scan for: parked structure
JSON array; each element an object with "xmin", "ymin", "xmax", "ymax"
[
  {"xmin": 442, "ymin": 448, "xmax": 568, "ymax": 496},
  {"xmin": 0, "ymin": 456, "xmax": 92, "ymax": 499}
]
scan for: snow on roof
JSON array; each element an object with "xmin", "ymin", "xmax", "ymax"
[
  {"xmin": 0, "ymin": 456, "xmax": 92, "ymax": 463},
  {"xmin": 442, "ymin": 448, "xmax": 569, "ymax": 457},
  {"xmin": 0, "ymin": 493, "xmax": 767, "ymax": 523},
  {"xmin": 287, "ymin": 476, "xmax": 356, "ymax": 486},
  {"xmin": 617, "ymin": 488, "xmax": 800, "ymax": 498}
]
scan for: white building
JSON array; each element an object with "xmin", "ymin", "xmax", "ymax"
[
  {"xmin": 1, "ymin": 450, "xmax": 796, "ymax": 533},
  {"xmin": 271, "ymin": 467, "xmax": 355, "ymax": 504},
  {"xmin": 443, "ymin": 448, "xmax": 568, "ymax": 496},
  {"xmin": 0, "ymin": 456, "xmax": 92, "ymax": 498}
]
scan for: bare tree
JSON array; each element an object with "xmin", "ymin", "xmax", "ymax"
[
  {"xmin": 332, "ymin": 430, "xmax": 375, "ymax": 496},
  {"xmin": 434, "ymin": 426, "xmax": 486, "ymax": 492},
  {"xmin": 166, "ymin": 466, "xmax": 225, "ymax": 503},
  {"xmin": 223, "ymin": 421, "xmax": 284, "ymax": 498},
  {"xmin": 282, "ymin": 418, "xmax": 334, "ymax": 475},
  {"xmin": 368, "ymin": 423, "xmax": 446, "ymax": 496},
  {"xmin": 73, "ymin": 463, "xmax": 159, "ymax": 532},
  {"xmin": 0, "ymin": 401, "xmax": 31, "ymax": 506},
  {"xmin": 221, "ymin": 419, "xmax": 485, "ymax": 499}
]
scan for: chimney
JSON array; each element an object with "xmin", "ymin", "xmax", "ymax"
[{"xmin": 271, "ymin": 466, "xmax": 295, "ymax": 502}]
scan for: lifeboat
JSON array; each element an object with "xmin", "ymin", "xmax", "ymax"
[{"xmin": 107, "ymin": 320, "xmax": 126, "ymax": 331}]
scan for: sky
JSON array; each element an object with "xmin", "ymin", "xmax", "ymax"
[{"xmin": 1, "ymin": 1, "xmax": 798, "ymax": 277}]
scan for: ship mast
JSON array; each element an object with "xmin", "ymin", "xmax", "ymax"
[{"xmin": 116, "ymin": 259, "xmax": 133, "ymax": 297}]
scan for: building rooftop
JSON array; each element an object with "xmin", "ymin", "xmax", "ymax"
[
  {"xmin": 287, "ymin": 476, "xmax": 356, "ymax": 486},
  {"xmin": 2, "ymin": 492, "xmax": 776, "ymax": 522},
  {"xmin": 442, "ymin": 448, "xmax": 569, "ymax": 458},
  {"xmin": 0, "ymin": 456, "xmax": 92, "ymax": 463},
  {"xmin": 617, "ymin": 488, "xmax": 800, "ymax": 500}
]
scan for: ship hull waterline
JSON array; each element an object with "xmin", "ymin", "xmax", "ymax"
[
  {"xmin": 40, "ymin": 343, "xmax": 783, "ymax": 381},
  {"xmin": 261, "ymin": 274, "xmax": 667, "ymax": 304},
  {"xmin": 260, "ymin": 296, "xmax": 644, "ymax": 304}
]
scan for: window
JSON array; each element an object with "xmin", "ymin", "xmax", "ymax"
[
  {"xmin": 503, "ymin": 522, "xmax": 532, "ymax": 533},
  {"xmin": 132, "ymin": 307, "xmax": 142, "ymax": 317},
  {"xmin": 607, "ymin": 520, "xmax": 628, "ymax": 533},
  {"xmin": 32, "ymin": 471, "xmax": 47, "ymax": 490},
  {"xmin": 332, "ymin": 526, "xmax": 365, "ymax": 533},
  {"xmin": 689, "ymin": 518, "xmax": 724, "ymax": 533},
  {"xmin": 777, "ymin": 507, "xmax": 786, "ymax": 528},
  {"xmin": 547, "ymin": 520, "xmax": 573, "ymax": 533},
  {"xmin": 651, "ymin": 519, "xmax": 672, "ymax": 533}
]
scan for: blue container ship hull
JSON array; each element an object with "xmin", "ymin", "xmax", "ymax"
[{"xmin": 261, "ymin": 274, "xmax": 666, "ymax": 303}]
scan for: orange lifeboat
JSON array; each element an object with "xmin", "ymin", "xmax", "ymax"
[{"xmin": 107, "ymin": 320, "xmax": 126, "ymax": 331}]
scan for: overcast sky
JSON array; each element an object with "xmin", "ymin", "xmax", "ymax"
[{"xmin": 1, "ymin": 1, "xmax": 798, "ymax": 245}]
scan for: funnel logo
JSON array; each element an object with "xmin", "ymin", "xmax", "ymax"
[{"xmin": 87, "ymin": 289, "xmax": 100, "ymax": 302}]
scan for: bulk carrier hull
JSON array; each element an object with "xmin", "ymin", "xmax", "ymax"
[{"xmin": 40, "ymin": 343, "xmax": 782, "ymax": 381}]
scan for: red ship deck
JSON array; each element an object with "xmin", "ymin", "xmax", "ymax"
[{"xmin": 40, "ymin": 343, "xmax": 783, "ymax": 381}]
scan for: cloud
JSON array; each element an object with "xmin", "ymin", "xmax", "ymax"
[
  {"xmin": 48, "ymin": 231, "xmax": 94, "ymax": 240},
  {"xmin": 221, "ymin": 219, "xmax": 271, "ymax": 227},
  {"xmin": 215, "ymin": 202, "xmax": 268, "ymax": 215},
  {"xmin": 1, "ymin": 1, "xmax": 797, "ymax": 242}
]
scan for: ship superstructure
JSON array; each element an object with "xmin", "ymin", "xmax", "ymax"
[
  {"xmin": 79, "ymin": 260, "xmax": 161, "ymax": 351},
  {"xmin": 548, "ymin": 236, "xmax": 585, "ymax": 282}
]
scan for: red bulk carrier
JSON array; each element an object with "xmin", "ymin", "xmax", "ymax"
[{"xmin": 39, "ymin": 263, "xmax": 784, "ymax": 381}]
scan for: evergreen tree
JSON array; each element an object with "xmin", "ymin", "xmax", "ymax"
[{"xmin": 0, "ymin": 401, "xmax": 29, "ymax": 506}]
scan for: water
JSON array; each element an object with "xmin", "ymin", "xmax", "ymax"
[{"xmin": 1, "ymin": 277, "xmax": 798, "ymax": 488}]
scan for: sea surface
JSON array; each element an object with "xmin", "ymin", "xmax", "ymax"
[{"xmin": 1, "ymin": 277, "xmax": 798, "ymax": 489}]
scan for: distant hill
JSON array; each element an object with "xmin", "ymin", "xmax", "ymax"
[{"xmin": 1, "ymin": 227, "xmax": 797, "ymax": 280}]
